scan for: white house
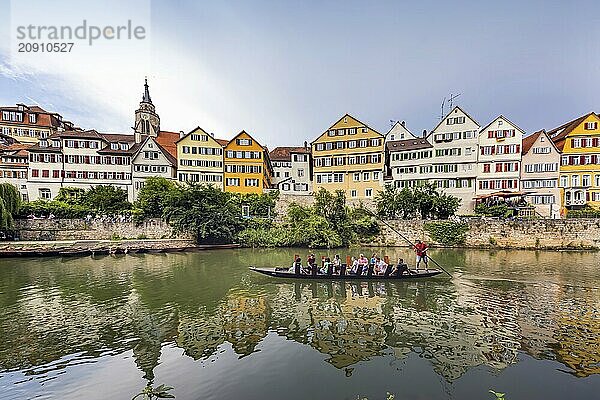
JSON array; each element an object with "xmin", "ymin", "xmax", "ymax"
[
  {"xmin": 0, "ymin": 143, "xmax": 30, "ymax": 201},
  {"xmin": 427, "ymin": 106, "xmax": 480, "ymax": 213},
  {"xmin": 385, "ymin": 138, "xmax": 434, "ymax": 189},
  {"xmin": 521, "ymin": 130, "xmax": 561, "ymax": 218},
  {"xmin": 27, "ymin": 130, "xmax": 135, "ymax": 201},
  {"xmin": 131, "ymin": 135, "xmax": 178, "ymax": 199},
  {"xmin": 269, "ymin": 145, "xmax": 312, "ymax": 195},
  {"xmin": 476, "ymin": 115, "xmax": 524, "ymax": 196}
]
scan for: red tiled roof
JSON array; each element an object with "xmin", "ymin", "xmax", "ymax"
[
  {"xmin": 547, "ymin": 113, "xmax": 596, "ymax": 152},
  {"xmin": 215, "ymin": 138, "xmax": 229, "ymax": 146},
  {"xmin": 156, "ymin": 130, "xmax": 179, "ymax": 159},
  {"xmin": 269, "ymin": 146, "xmax": 310, "ymax": 161},
  {"xmin": 521, "ymin": 130, "xmax": 543, "ymax": 155}
]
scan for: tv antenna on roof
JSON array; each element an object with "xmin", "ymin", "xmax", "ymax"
[
  {"xmin": 439, "ymin": 97, "xmax": 446, "ymax": 120},
  {"xmin": 447, "ymin": 93, "xmax": 461, "ymax": 109}
]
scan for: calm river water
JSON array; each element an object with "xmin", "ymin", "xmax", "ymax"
[{"xmin": 0, "ymin": 248, "xmax": 599, "ymax": 400}]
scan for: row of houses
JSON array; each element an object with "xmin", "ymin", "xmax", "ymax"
[{"xmin": 1, "ymin": 80, "xmax": 599, "ymax": 216}]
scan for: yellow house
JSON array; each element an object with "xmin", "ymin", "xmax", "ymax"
[
  {"xmin": 176, "ymin": 126, "xmax": 227, "ymax": 189},
  {"xmin": 549, "ymin": 112, "xmax": 600, "ymax": 212},
  {"xmin": 311, "ymin": 114, "xmax": 385, "ymax": 199},
  {"xmin": 223, "ymin": 131, "xmax": 273, "ymax": 194}
]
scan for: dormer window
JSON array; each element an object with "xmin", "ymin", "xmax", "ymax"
[
  {"xmin": 39, "ymin": 140, "xmax": 48, "ymax": 147},
  {"xmin": 29, "ymin": 114, "xmax": 37, "ymax": 124},
  {"xmin": 2, "ymin": 111, "xmax": 23, "ymax": 122},
  {"xmin": 120, "ymin": 143, "xmax": 128, "ymax": 150},
  {"xmin": 52, "ymin": 140, "xmax": 61, "ymax": 147},
  {"xmin": 111, "ymin": 143, "xmax": 119, "ymax": 150}
]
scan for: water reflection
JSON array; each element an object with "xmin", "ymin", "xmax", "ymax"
[{"xmin": 0, "ymin": 248, "xmax": 599, "ymax": 396}]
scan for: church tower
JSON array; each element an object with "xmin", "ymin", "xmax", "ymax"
[{"xmin": 134, "ymin": 78, "xmax": 160, "ymax": 142}]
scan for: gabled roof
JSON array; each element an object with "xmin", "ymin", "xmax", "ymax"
[
  {"xmin": 133, "ymin": 135, "xmax": 176, "ymax": 166},
  {"xmin": 269, "ymin": 146, "xmax": 310, "ymax": 161},
  {"xmin": 522, "ymin": 130, "xmax": 543, "ymax": 155},
  {"xmin": 547, "ymin": 112, "xmax": 597, "ymax": 152},
  {"xmin": 548, "ymin": 112, "xmax": 595, "ymax": 140},
  {"xmin": 386, "ymin": 121, "xmax": 417, "ymax": 139},
  {"xmin": 429, "ymin": 105, "xmax": 480, "ymax": 135},
  {"xmin": 479, "ymin": 114, "xmax": 525, "ymax": 136},
  {"xmin": 311, "ymin": 113, "xmax": 384, "ymax": 144},
  {"xmin": 386, "ymin": 138, "xmax": 432, "ymax": 152},
  {"xmin": 225, "ymin": 130, "xmax": 266, "ymax": 149},
  {"xmin": 175, "ymin": 126, "xmax": 226, "ymax": 148}
]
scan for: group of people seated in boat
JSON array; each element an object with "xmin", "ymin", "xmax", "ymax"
[{"xmin": 289, "ymin": 241, "xmax": 429, "ymax": 276}]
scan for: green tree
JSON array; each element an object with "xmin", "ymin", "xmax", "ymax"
[
  {"xmin": 54, "ymin": 187, "xmax": 86, "ymax": 205},
  {"xmin": 375, "ymin": 183, "xmax": 460, "ymax": 220},
  {"xmin": 164, "ymin": 184, "xmax": 243, "ymax": 244},
  {"xmin": 82, "ymin": 185, "xmax": 131, "ymax": 213},
  {"xmin": 133, "ymin": 177, "xmax": 179, "ymax": 219},
  {"xmin": 0, "ymin": 183, "xmax": 21, "ymax": 231}
]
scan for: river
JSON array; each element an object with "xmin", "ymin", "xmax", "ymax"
[{"xmin": 0, "ymin": 248, "xmax": 599, "ymax": 400}]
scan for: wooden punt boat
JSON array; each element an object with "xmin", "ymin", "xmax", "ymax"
[{"xmin": 249, "ymin": 266, "xmax": 443, "ymax": 280}]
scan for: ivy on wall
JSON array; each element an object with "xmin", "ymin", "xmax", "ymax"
[{"xmin": 423, "ymin": 221, "xmax": 470, "ymax": 246}]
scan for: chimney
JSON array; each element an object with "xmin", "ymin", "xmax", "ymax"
[
  {"xmin": 422, "ymin": 129, "xmax": 427, "ymax": 137},
  {"xmin": 179, "ymin": 130, "xmax": 185, "ymax": 139},
  {"xmin": 304, "ymin": 140, "xmax": 308, "ymax": 149},
  {"xmin": 401, "ymin": 120, "xmax": 405, "ymax": 127}
]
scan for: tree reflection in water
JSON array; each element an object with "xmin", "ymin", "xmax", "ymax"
[{"xmin": 0, "ymin": 248, "xmax": 599, "ymax": 390}]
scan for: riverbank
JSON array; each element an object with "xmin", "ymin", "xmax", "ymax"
[
  {"xmin": 8, "ymin": 217, "xmax": 600, "ymax": 253},
  {"xmin": 370, "ymin": 218, "xmax": 600, "ymax": 250},
  {"xmin": 0, "ymin": 239, "xmax": 239, "ymax": 257}
]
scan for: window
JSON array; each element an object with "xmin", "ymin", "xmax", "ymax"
[
  {"xmin": 351, "ymin": 189, "xmax": 357, "ymax": 198},
  {"xmin": 560, "ymin": 175, "xmax": 568, "ymax": 187},
  {"xmin": 363, "ymin": 172, "xmax": 370, "ymax": 181},
  {"xmin": 39, "ymin": 188, "xmax": 51, "ymax": 200},
  {"xmin": 365, "ymin": 188, "xmax": 373, "ymax": 197},
  {"xmin": 584, "ymin": 122, "xmax": 598, "ymax": 130},
  {"xmin": 583, "ymin": 175, "xmax": 591, "ymax": 187},
  {"xmin": 226, "ymin": 178, "xmax": 240, "ymax": 186},
  {"xmin": 110, "ymin": 143, "xmax": 119, "ymax": 150},
  {"xmin": 236, "ymin": 138, "xmax": 252, "ymax": 146},
  {"xmin": 245, "ymin": 178, "xmax": 260, "ymax": 187},
  {"xmin": 297, "ymin": 169, "xmax": 304, "ymax": 178},
  {"xmin": 571, "ymin": 175, "xmax": 579, "ymax": 187},
  {"xmin": 354, "ymin": 173, "xmax": 360, "ymax": 182},
  {"xmin": 373, "ymin": 171, "xmax": 380, "ymax": 180},
  {"xmin": 29, "ymin": 114, "xmax": 37, "ymax": 123}
]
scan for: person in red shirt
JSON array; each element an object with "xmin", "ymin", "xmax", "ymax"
[{"xmin": 414, "ymin": 240, "xmax": 429, "ymax": 272}]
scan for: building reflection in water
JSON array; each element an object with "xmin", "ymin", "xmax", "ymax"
[{"xmin": 1, "ymin": 249, "xmax": 599, "ymax": 386}]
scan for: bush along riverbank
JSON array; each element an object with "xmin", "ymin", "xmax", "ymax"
[{"xmin": 4, "ymin": 179, "xmax": 600, "ymax": 251}]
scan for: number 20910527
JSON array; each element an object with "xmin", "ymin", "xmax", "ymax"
[{"xmin": 18, "ymin": 42, "xmax": 74, "ymax": 52}]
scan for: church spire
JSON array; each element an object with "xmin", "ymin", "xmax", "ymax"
[{"xmin": 142, "ymin": 77, "xmax": 152, "ymax": 103}]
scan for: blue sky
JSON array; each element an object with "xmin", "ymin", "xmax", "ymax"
[{"xmin": 1, "ymin": 0, "xmax": 599, "ymax": 145}]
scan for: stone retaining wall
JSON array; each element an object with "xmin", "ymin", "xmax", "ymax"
[
  {"xmin": 371, "ymin": 218, "xmax": 600, "ymax": 249},
  {"xmin": 14, "ymin": 218, "xmax": 188, "ymax": 241}
]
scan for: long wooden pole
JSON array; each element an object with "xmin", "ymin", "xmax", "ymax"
[{"xmin": 365, "ymin": 209, "xmax": 452, "ymax": 277}]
